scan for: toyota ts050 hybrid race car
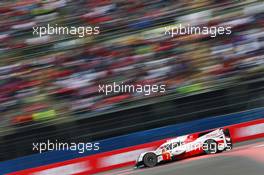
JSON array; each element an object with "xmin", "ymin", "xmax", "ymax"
[{"xmin": 136, "ymin": 128, "xmax": 232, "ymax": 168}]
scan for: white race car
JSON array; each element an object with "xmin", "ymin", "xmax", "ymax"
[{"xmin": 136, "ymin": 128, "xmax": 232, "ymax": 168}]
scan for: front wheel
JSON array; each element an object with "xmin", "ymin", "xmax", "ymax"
[{"xmin": 143, "ymin": 153, "xmax": 158, "ymax": 167}]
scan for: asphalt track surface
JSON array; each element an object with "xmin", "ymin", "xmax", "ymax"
[{"xmin": 97, "ymin": 138, "xmax": 264, "ymax": 175}]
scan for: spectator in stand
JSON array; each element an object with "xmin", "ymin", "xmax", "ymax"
[{"xmin": 0, "ymin": 0, "xmax": 263, "ymax": 127}]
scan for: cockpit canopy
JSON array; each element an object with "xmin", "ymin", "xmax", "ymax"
[{"xmin": 157, "ymin": 141, "xmax": 184, "ymax": 151}]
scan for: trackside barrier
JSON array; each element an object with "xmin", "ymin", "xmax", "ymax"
[
  {"xmin": 2, "ymin": 107, "xmax": 263, "ymax": 174},
  {"xmin": 6, "ymin": 118, "xmax": 264, "ymax": 175},
  {"xmin": 228, "ymin": 119, "xmax": 264, "ymax": 143}
]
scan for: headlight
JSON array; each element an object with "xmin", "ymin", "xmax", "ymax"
[
  {"xmin": 136, "ymin": 155, "xmax": 141, "ymax": 162},
  {"xmin": 137, "ymin": 153, "xmax": 144, "ymax": 162}
]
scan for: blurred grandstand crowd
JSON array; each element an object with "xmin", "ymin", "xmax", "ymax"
[{"xmin": 0, "ymin": 0, "xmax": 263, "ymax": 128}]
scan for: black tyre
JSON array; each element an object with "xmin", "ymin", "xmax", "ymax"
[
  {"xmin": 223, "ymin": 129, "xmax": 233, "ymax": 151},
  {"xmin": 143, "ymin": 153, "xmax": 158, "ymax": 167},
  {"xmin": 203, "ymin": 139, "xmax": 219, "ymax": 154},
  {"xmin": 225, "ymin": 138, "xmax": 233, "ymax": 151}
]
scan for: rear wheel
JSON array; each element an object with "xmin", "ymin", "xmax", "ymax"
[
  {"xmin": 203, "ymin": 139, "xmax": 219, "ymax": 154},
  {"xmin": 224, "ymin": 129, "xmax": 233, "ymax": 151},
  {"xmin": 143, "ymin": 153, "xmax": 158, "ymax": 167},
  {"xmin": 225, "ymin": 140, "xmax": 233, "ymax": 151}
]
